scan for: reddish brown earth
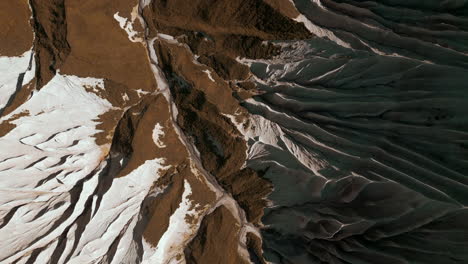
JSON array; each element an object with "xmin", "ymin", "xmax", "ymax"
[
  {"xmin": 143, "ymin": 166, "xmax": 185, "ymax": 246},
  {"xmin": 139, "ymin": 0, "xmax": 311, "ymax": 256},
  {"xmin": 184, "ymin": 206, "xmax": 249, "ymax": 264},
  {"xmin": 61, "ymin": 0, "xmax": 155, "ymax": 92},
  {"xmin": 0, "ymin": 1, "xmax": 33, "ymax": 56},
  {"xmin": 0, "ymin": 111, "xmax": 30, "ymax": 137},
  {"xmin": 264, "ymin": 0, "xmax": 301, "ymax": 18}
]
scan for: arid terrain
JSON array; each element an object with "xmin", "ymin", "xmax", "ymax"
[{"xmin": 0, "ymin": 0, "xmax": 467, "ymax": 263}]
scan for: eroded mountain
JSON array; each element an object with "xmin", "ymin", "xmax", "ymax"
[{"xmin": 0, "ymin": 0, "xmax": 467, "ymax": 263}]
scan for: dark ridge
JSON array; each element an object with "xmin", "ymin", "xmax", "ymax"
[
  {"xmin": 155, "ymin": 46, "xmax": 271, "ymax": 224},
  {"xmin": 42, "ymin": 126, "xmax": 81, "ymax": 143},
  {"xmin": 149, "ymin": 0, "xmax": 311, "ymax": 39},
  {"xmin": 104, "ymin": 214, "xmax": 138, "ymax": 264},
  {"xmin": 61, "ymin": 186, "xmax": 94, "ymax": 263},
  {"xmin": 0, "ymin": 206, "xmax": 21, "ymax": 229},
  {"xmin": 109, "ymin": 104, "xmax": 147, "ymax": 167},
  {"xmin": 49, "ymin": 225, "xmax": 72, "ymax": 264},
  {"xmin": 88, "ymin": 156, "xmax": 114, "ymax": 218},
  {"xmin": 29, "ymin": 0, "xmax": 71, "ymax": 89},
  {"xmin": 246, "ymin": 232, "xmax": 267, "ymax": 264},
  {"xmin": 24, "ymin": 156, "xmax": 48, "ymax": 169},
  {"xmin": 23, "ymin": 247, "xmax": 43, "ymax": 264}
]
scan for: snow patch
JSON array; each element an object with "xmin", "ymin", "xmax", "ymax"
[
  {"xmin": 114, "ymin": 12, "xmax": 143, "ymax": 43},
  {"xmin": 157, "ymin": 33, "xmax": 174, "ymax": 40},
  {"xmin": 294, "ymin": 14, "xmax": 351, "ymax": 49},
  {"xmin": 203, "ymin": 69, "xmax": 215, "ymax": 82},
  {"xmin": 136, "ymin": 89, "xmax": 150, "ymax": 96},
  {"xmin": 152, "ymin": 123, "xmax": 166, "ymax": 148}
]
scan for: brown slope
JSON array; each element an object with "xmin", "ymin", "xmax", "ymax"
[
  {"xmin": 153, "ymin": 39, "xmax": 273, "ymax": 226},
  {"xmin": 105, "ymin": 91, "xmax": 218, "ymax": 250},
  {"xmin": 263, "ymin": 0, "xmax": 301, "ymax": 19},
  {"xmin": 142, "ymin": 166, "xmax": 185, "ymax": 247},
  {"xmin": 0, "ymin": 1, "xmax": 33, "ymax": 56},
  {"xmin": 144, "ymin": 0, "xmax": 311, "ymax": 40},
  {"xmin": 138, "ymin": 0, "xmax": 315, "ymax": 261},
  {"xmin": 184, "ymin": 205, "xmax": 249, "ymax": 264},
  {"xmin": 61, "ymin": 0, "xmax": 155, "ymax": 94},
  {"xmin": 27, "ymin": 0, "xmax": 158, "ymax": 144}
]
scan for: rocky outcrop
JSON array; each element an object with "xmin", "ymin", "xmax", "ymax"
[{"xmin": 29, "ymin": 0, "xmax": 70, "ymax": 89}]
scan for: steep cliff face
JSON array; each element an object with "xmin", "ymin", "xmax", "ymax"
[
  {"xmin": 29, "ymin": 0, "xmax": 71, "ymax": 89},
  {"xmin": 0, "ymin": 0, "xmax": 467, "ymax": 263}
]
